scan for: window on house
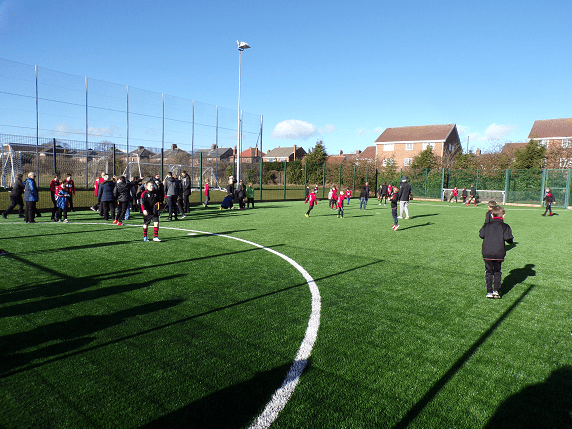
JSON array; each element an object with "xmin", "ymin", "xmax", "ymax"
[
  {"xmin": 540, "ymin": 139, "xmax": 550, "ymax": 147},
  {"xmin": 405, "ymin": 143, "xmax": 413, "ymax": 151},
  {"xmin": 423, "ymin": 142, "xmax": 434, "ymax": 150},
  {"xmin": 382, "ymin": 159, "xmax": 388, "ymax": 167},
  {"xmin": 561, "ymin": 139, "xmax": 572, "ymax": 148},
  {"xmin": 559, "ymin": 158, "xmax": 572, "ymax": 168},
  {"xmin": 384, "ymin": 143, "xmax": 394, "ymax": 151},
  {"xmin": 404, "ymin": 158, "xmax": 412, "ymax": 166}
]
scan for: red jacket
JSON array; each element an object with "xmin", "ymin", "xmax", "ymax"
[
  {"xmin": 305, "ymin": 192, "xmax": 317, "ymax": 205},
  {"xmin": 94, "ymin": 177, "xmax": 104, "ymax": 196},
  {"xmin": 50, "ymin": 178, "xmax": 60, "ymax": 194},
  {"xmin": 204, "ymin": 183, "xmax": 209, "ymax": 196},
  {"xmin": 64, "ymin": 179, "xmax": 75, "ymax": 195},
  {"xmin": 337, "ymin": 194, "xmax": 344, "ymax": 208}
]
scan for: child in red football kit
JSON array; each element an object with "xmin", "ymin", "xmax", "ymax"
[
  {"xmin": 336, "ymin": 189, "xmax": 345, "ymax": 218},
  {"xmin": 140, "ymin": 181, "xmax": 161, "ymax": 242},
  {"xmin": 542, "ymin": 187, "xmax": 555, "ymax": 216},
  {"xmin": 304, "ymin": 190, "xmax": 317, "ymax": 217}
]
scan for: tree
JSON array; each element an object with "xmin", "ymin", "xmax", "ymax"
[
  {"xmin": 451, "ymin": 152, "xmax": 477, "ymax": 170},
  {"xmin": 303, "ymin": 139, "xmax": 328, "ymax": 184},
  {"xmin": 513, "ymin": 140, "xmax": 546, "ymax": 169},
  {"xmin": 410, "ymin": 147, "xmax": 436, "ymax": 171}
]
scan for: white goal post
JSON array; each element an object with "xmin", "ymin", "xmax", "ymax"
[{"xmin": 442, "ymin": 188, "xmax": 506, "ymax": 205}]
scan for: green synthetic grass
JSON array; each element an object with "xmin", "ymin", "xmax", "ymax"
[{"xmin": 1, "ymin": 200, "xmax": 571, "ymax": 428}]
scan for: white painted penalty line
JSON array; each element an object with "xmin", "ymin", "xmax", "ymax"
[{"xmin": 78, "ymin": 222, "xmax": 320, "ymax": 428}]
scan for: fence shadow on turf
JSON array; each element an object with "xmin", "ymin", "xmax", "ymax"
[
  {"xmin": 140, "ymin": 360, "xmax": 313, "ymax": 429},
  {"xmin": 500, "ymin": 263, "xmax": 535, "ymax": 297},
  {"xmin": 0, "ymin": 298, "xmax": 184, "ymax": 376},
  {"xmin": 484, "ymin": 365, "xmax": 572, "ymax": 429},
  {"xmin": 391, "ymin": 284, "xmax": 535, "ymax": 429}
]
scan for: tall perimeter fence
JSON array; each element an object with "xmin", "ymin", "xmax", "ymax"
[
  {"xmin": 0, "ymin": 58, "xmax": 262, "ymax": 188},
  {"xmin": 1, "ymin": 132, "xmax": 570, "ymax": 210}
]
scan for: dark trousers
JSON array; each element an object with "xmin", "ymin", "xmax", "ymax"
[
  {"xmin": 484, "ymin": 260, "xmax": 503, "ymax": 293},
  {"xmin": 449, "ymin": 195, "xmax": 457, "ymax": 203},
  {"xmin": 101, "ymin": 201, "xmax": 115, "ymax": 221},
  {"xmin": 392, "ymin": 207, "xmax": 398, "ymax": 225},
  {"xmin": 68, "ymin": 195, "xmax": 74, "ymax": 211},
  {"xmin": 247, "ymin": 197, "xmax": 254, "ymax": 208},
  {"xmin": 51, "ymin": 193, "xmax": 57, "ymax": 219},
  {"xmin": 117, "ymin": 201, "xmax": 129, "ymax": 222},
  {"xmin": 167, "ymin": 196, "xmax": 178, "ymax": 220},
  {"xmin": 56, "ymin": 206, "xmax": 67, "ymax": 221},
  {"xmin": 543, "ymin": 203, "xmax": 552, "ymax": 215},
  {"xmin": 25, "ymin": 201, "xmax": 36, "ymax": 223},
  {"xmin": 5, "ymin": 196, "xmax": 24, "ymax": 216},
  {"xmin": 183, "ymin": 193, "xmax": 191, "ymax": 212},
  {"xmin": 306, "ymin": 204, "xmax": 314, "ymax": 216}
]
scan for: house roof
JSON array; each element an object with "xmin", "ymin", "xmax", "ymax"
[
  {"xmin": 263, "ymin": 146, "xmax": 306, "ymax": 158},
  {"xmin": 191, "ymin": 147, "xmax": 233, "ymax": 158},
  {"xmin": 130, "ymin": 147, "xmax": 156, "ymax": 157},
  {"xmin": 501, "ymin": 143, "xmax": 527, "ymax": 155},
  {"xmin": 356, "ymin": 146, "xmax": 377, "ymax": 159},
  {"xmin": 241, "ymin": 147, "xmax": 265, "ymax": 157},
  {"xmin": 375, "ymin": 124, "xmax": 457, "ymax": 143},
  {"xmin": 528, "ymin": 118, "xmax": 572, "ymax": 139}
]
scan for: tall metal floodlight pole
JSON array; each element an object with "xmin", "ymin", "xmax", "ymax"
[{"xmin": 236, "ymin": 40, "xmax": 250, "ymax": 184}]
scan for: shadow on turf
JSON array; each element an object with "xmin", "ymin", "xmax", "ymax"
[
  {"xmin": 500, "ymin": 263, "xmax": 535, "ymax": 297},
  {"xmin": 397, "ymin": 222, "xmax": 432, "ymax": 230},
  {"xmin": 140, "ymin": 360, "xmax": 313, "ymax": 428},
  {"xmin": 484, "ymin": 365, "xmax": 572, "ymax": 429},
  {"xmin": 392, "ymin": 284, "xmax": 535, "ymax": 429},
  {"xmin": 0, "ymin": 298, "xmax": 184, "ymax": 375},
  {"xmin": 409, "ymin": 213, "xmax": 438, "ymax": 219}
]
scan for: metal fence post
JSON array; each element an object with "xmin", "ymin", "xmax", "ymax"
[
  {"xmin": 540, "ymin": 168, "xmax": 546, "ymax": 205},
  {"xmin": 440, "ymin": 168, "xmax": 445, "ymax": 200},
  {"xmin": 259, "ymin": 157, "xmax": 263, "ymax": 201},
  {"xmin": 53, "ymin": 138, "xmax": 57, "ymax": 174},
  {"xmin": 112, "ymin": 144, "xmax": 116, "ymax": 176},
  {"xmin": 283, "ymin": 160, "xmax": 287, "ymax": 200},
  {"xmin": 322, "ymin": 163, "xmax": 326, "ymax": 199},
  {"xmin": 199, "ymin": 152, "xmax": 203, "ymax": 204},
  {"xmin": 338, "ymin": 164, "xmax": 342, "ymax": 190},
  {"xmin": 565, "ymin": 169, "xmax": 571, "ymax": 208},
  {"xmin": 504, "ymin": 169, "xmax": 510, "ymax": 204},
  {"xmin": 353, "ymin": 165, "xmax": 356, "ymax": 195}
]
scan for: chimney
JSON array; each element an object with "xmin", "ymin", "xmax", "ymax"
[
  {"xmin": 339, "ymin": 150, "xmax": 343, "ymax": 156},
  {"xmin": 293, "ymin": 144, "xmax": 297, "ymax": 161},
  {"xmin": 356, "ymin": 150, "xmax": 362, "ymax": 155},
  {"xmin": 211, "ymin": 143, "xmax": 217, "ymax": 150},
  {"xmin": 138, "ymin": 146, "xmax": 144, "ymax": 150},
  {"xmin": 476, "ymin": 148, "xmax": 481, "ymax": 156},
  {"xmin": 171, "ymin": 144, "xmax": 177, "ymax": 151}
]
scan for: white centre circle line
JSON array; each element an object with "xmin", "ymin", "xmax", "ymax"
[{"xmin": 67, "ymin": 223, "xmax": 321, "ymax": 428}]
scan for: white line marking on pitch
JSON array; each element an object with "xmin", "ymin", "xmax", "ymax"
[{"xmin": 52, "ymin": 222, "xmax": 321, "ymax": 428}]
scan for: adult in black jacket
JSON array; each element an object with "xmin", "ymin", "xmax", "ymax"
[
  {"xmin": 479, "ymin": 205, "xmax": 514, "ymax": 298},
  {"xmin": 114, "ymin": 176, "xmax": 133, "ymax": 224},
  {"xmin": 3, "ymin": 174, "xmax": 25, "ymax": 218},
  {"xmin": 237, "ymin": 180, "xmax": 246, "ymax": 209},
  {"xmin": 397, "ymin": 177, "xmax": 411, "ymax": 219},
  {"xmin": 98, "ymin": 175, "xmax": 116, "ymax": 221},
  {"xmin": 180, "ymin": 171, "xmax": 191, "ymax": 213}
]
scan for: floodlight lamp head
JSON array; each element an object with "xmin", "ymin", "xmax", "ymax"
[{"xmin": 237, "ymin": 41, "xmax": 251, "ymax": 51}]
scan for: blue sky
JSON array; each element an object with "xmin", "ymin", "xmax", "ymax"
[{"xmin": 1, "ymin": 0, "xmax": 571, "ymax": 155}]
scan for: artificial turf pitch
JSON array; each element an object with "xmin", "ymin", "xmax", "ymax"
[{"xmin": 1, "ymin": 200, "xmax": 571, "ymax": 428}]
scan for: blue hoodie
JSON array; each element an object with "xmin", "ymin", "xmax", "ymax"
[{"xmin": 24, "ymin": 178, "xmax": 39, "ymax": 202}]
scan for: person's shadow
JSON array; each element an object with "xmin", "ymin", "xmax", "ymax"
[
  {"xmin": 501, "ymin": 263, "xmax": 535, "ymax": 297},
  {"xmin": 484, "ymin": 366, "xmax": 572, "ymax": 429}
]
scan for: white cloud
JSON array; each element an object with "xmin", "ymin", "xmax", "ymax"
[
  {"xmin": 271, "ymin": 120, "xmax": 318, "ymax": 140},
  {"xmin": 374, "ymin": 127, "xmax": 384, "ymax": 134},
  {"xmin": 357, "ymin": 128, "xmax": 365, "ymax": 136},
  {"xmin": 484, "ymin": 123, "xmax": 517, "ymax": 140},
  {"xmin": 457, "ymin": 123, "xmax": 516, "ymax": 142},
  {"xmin": 54, "ymin": 123, "xmax": 120, "ymax": 138},
  {"xmin": 320, "ymin": 123, "xmax": 336, "ymax": 134}
]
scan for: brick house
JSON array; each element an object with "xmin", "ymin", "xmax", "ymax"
[
  {"xmin": 263, "ymin": 145, "xmax": 306, "ymax": 162},
  {"xmin": 240, "ymin": 147, "xmax": 265, "ymax": 163},
  {"xmin": 528, "ymin": 118, "xmax": 572, "ymax": 167},
  {"xmin": 374, "ymin": 124, "xmax": 462, "ymax": 168}
]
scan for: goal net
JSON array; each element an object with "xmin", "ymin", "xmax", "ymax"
[{"xmin": 443, "ymin": 188, "xmax": 505, "ymax": 205}]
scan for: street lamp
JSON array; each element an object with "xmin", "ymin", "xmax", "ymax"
[{"xmin": 236, "ymin": 40, "xmax": 250, "ymax": 185}]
